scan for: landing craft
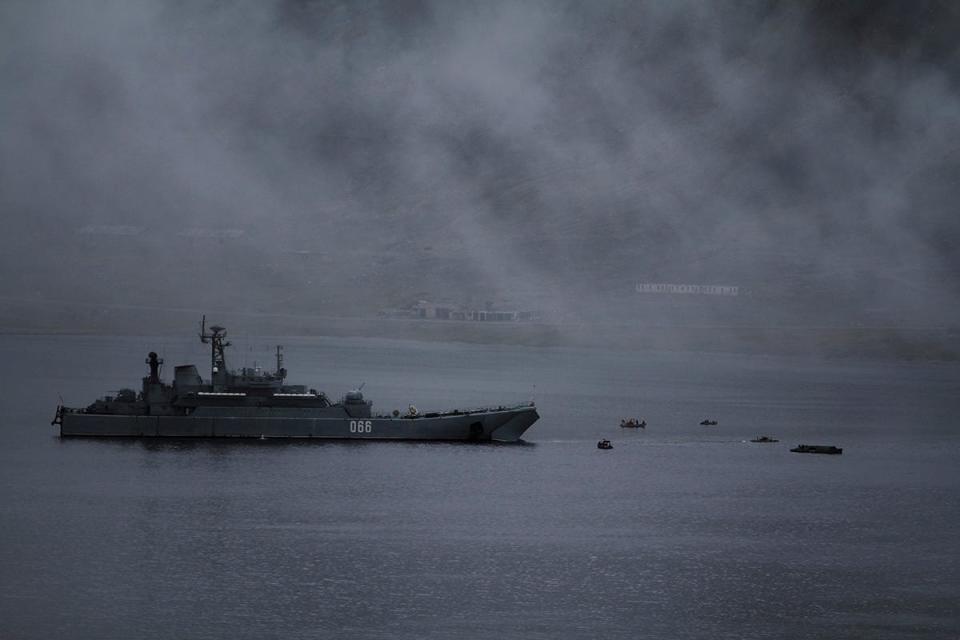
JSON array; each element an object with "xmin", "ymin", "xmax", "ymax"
[{"xmin": 52, "ymin": 318, "xmax": 539, "ymax": 442}]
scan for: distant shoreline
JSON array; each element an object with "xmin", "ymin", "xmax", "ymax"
[{"xmin": 1, "ymin": 306, "xmax": 956, "ymax": 361}]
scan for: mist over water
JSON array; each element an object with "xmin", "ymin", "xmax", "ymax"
[{"xmin": 2, "ymin": 1, "xmax": 959, "ymax": 334}]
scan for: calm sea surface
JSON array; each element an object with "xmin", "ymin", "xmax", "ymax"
[{"xmin": 1, "ymin": 334, "xmax": 958, "ymax": 639}]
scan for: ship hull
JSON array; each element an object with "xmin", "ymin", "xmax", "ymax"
[{"xmin": 59, "ymin": 405, "xmax": 539, "ymax": 443}]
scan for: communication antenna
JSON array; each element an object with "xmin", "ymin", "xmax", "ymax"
[
  {"xmin": 199, "ymin": 315, "xmax": 230, "ymax": 383},
  {"xmin": 275, "ymin": 345, "xmax": 286, "ymax": 380}
]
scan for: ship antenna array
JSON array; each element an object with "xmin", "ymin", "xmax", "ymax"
[
  {"xmin": 275, "ymin": 345, "xmax": 286, "ymax": 380},
  {"xmin": 199, "ymin": 315, "xmax": 230, "ymax": 380}
]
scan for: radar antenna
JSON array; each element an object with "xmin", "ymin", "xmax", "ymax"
[
  {"xmin": 199, "ymin": 315, "xmax": 230, "ymax": 387},
  {"xmin": 145, "ymin": 351, "xmax": 163, "ymax": 384}
]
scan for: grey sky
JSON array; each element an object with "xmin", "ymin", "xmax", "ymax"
[{"xmin": 2, "ymin": 0, "xmax": 958, "ymax": 329}]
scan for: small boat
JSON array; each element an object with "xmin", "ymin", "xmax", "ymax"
[
  {"xmin": 750, "ymin": 436, "xmax": 778, "ymax": 443},
  {"xmin": 790, "ymin": 444, "xmax": 842, "ymax": 455},
  {"xmin": 620, "ymin": 418, "xmax": 646, "ymax": 428},
  {"xmin": 597, "ymin": 439, "xmax": 613, "ymax": 450},
  {"xmin": 700, "ymin": 419, "xmax": 718, "ymax": 426}
]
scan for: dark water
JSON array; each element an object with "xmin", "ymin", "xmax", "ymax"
[{"xmin": 1, "ymin": 334, "xmax": 958, "ymax": 639}]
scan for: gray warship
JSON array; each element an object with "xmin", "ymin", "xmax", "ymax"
[{"xmin": 52, "ymin": 319, "xmax": 539, "ymax": 442}]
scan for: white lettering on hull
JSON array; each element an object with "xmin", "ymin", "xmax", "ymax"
[{"xmin": 349, "ymin": 420, "xmax": 373, "ymax": 433}]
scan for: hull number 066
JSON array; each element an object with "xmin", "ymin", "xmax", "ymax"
[{"xmin": 349, "ymin": 420, "xmax": 373, "ymax": 433}]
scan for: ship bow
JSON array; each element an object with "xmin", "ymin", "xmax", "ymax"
[{"xmin": 490, "ymin": 406, "xmax": 539, "ymax": 442}]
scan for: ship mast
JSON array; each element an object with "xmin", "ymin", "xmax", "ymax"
[
  {"xmin": 199, "ymin": 315, "xmax": 230, "ymax": 390},
  {"xmin": 275, "ymin": 345, "xmax": 287, "ymax": 380}
]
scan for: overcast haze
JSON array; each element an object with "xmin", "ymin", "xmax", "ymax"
[{"xmin": 2, "ymin": 0, "xmax": 959, "ymax": 337}]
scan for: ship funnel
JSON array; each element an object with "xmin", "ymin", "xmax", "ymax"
[{"xmin": 174, "ymin": 365, "xmax": 203, "ymax": 390}]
